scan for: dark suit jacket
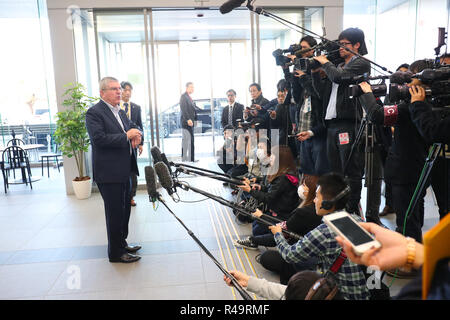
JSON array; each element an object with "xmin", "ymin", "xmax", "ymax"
[
  {"xmin": 86, "ymin": 100, "xmax": 140, "ymax": 183},
  {"xmin": 221, "ymin": 102, "xmax": 244, "ymax": 128},
  {"xmin": 128, "ymin": 102, "xmax": 144, "ymax": 146},
  {"xmin": 180, "ymin": 92, "xmax": 197, "ymax": 128}
]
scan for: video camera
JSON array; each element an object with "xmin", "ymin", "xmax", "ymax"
[
  {"xmin": 273, "ymin": 40, "xmax": 344, "ymax": 72},
  {"xmin": 389, "ymin": 67, "xmax": 450, "ymax": 107},
  {"xmin": 272, "ymin": 44, "xmax": 302, "ymax": 67},
  {"xmin": 296, "ymin": 40, "xmax": 344, "ymax": 73},
  {"xmin": 345, "ymin": 66, "xmax": 450, "ymax": 108}
]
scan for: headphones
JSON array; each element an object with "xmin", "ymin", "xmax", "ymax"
[{"xmin": 320, "ymin": 186, "xmax": 351, "ymax": 211}]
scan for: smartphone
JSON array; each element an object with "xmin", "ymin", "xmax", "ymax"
[{"xmin": 323, "ymin": 211, "xmax": 381, "ymax": 256}]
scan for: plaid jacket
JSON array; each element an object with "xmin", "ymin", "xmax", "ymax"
[{"xmin": 274, "ymin": 213, "xmax": 370, "ymax": 300}]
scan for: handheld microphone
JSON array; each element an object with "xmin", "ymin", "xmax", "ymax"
[
  {"xmin": 154, "ymin": 162, "xmax": 177, "ymax": 197},
  {"xmin": 145, "ymin": 166, "xmax": 160, "ymax": 203},
  {"xmin": 219, "ymin": 0, "xmax": 246, "ymax": 14},
  {"xmin": 151, "ymin": 146, "xmax": 163, "ymax": 164}
]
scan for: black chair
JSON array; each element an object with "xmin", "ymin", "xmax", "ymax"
[
  {"xmin": 0, "ymin": 158, "xmax": 10, "ymax": 193},
  {"xmin": 7, "ymin": 138, "xmax": 25, "ymax": 146},
  {"xmin": 2, "ymin": 146, "xmax": 33, "ymax": 193},
  {"xmin": 40, "ymin": 144, "xmax": 62, "ymax": 178}
]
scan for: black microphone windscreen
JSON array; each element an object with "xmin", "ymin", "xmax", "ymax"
[
  {"xmin": 145, "ymin": 166, "xmax": 159, "ymax": 200},
  {"xmin": 154, "ymin": 162, "xmax": 174, "ymax": 191},
  {"xmin": 151, "ymin": 146, "xmax": 163, "ymax": 164},
  {"xmin": 219, "ymin": 0, "xmax": 246, "ymax": 14},
  {"xmin": 390, "ymin": 71, "xmax": 413, "ymax": 84},
  {"xmin": 161, "ymin": 153, "xmax": 173, "ymax": 174}
]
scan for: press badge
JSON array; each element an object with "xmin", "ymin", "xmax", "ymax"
[{"xmin": 339, "ymin": 132, "xmax": 350, "ymax": 145}]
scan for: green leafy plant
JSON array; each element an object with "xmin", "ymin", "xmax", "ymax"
[{"xmin": 53, "ymin": 83, "xmax": 98, "ymax": 181}]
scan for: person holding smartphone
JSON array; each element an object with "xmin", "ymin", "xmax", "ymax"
[{"xmin": 269, "ymin": 172, "xmax": 371, "ymax": 300}]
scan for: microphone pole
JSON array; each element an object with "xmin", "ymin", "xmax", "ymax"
[
  {"xmin": 246, "ymin": 1, "xmax": 393, "ymax": 75},
  {"xmin": 173, "ymin": 162, "xmax": 240, "ymax": 180},
  {"xmin": 177, "ymin": 165, "xmax": 244, "ymax": 186},
  {"xmin": 176, "ymin": 181, "xmax": 302, "ymax": 240},
  {"xmin": 156, "ymin": 196, "xmax": 253, "ymax": 300}
]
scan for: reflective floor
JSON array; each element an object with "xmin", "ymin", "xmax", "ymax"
[{"xmin": 0, "ymin": 160, "xmax": 440, "ymax": 300}]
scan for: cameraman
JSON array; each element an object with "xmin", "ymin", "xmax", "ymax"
[
  {"xmin": 408, "ymin": 86, "xmax": 450, "ymax": 144},
  {"xmin": 408, "ymin": 85, "xmax": 450, "ymax": 220},
  {"xmin": 282, "ymin": 35, "xmax": 318, "ymax": 106},
  {"xmin": 311, "ymin": 27, "xmax": 371, "ymax": 216},
  {"xmin": 357, "ymin": 59, "xmax": 433, "ymax": 245}
]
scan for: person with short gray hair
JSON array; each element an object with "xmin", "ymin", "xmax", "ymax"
[{"xmin": 86, "ymin": 76, "xmax": 143, "ymax": 263}]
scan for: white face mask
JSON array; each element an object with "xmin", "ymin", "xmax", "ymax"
[{"xmin": 298, "ymin": 185, "xmax": 307, "ymax": 200}]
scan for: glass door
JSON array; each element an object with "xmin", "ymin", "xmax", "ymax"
[{"xmin": 94, "ymin": 10, "xmax": 152, "ymax": 176}]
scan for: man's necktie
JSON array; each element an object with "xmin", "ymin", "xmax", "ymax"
[
  {"xmin": 124, "ymin": 103, "xmax": 130, "ymax": 119},
  {"xmin": 228, "ymin": 105, "xmax": 233, "ymax": 126}
]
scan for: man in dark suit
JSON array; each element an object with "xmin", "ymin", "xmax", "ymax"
[
  {"xmin": 85, "ymin": 77, "xmax": 143, "ymax": 263},
  {"xmin": 180, "ymin": 82, "xmax": 197, "ymax": 162},
  {"xmin": 120, "ymin": 81, "xmax": 143, "ymax": 207},
  {"xmin": 221, "ymin": 89, "xmax": 244, "ymax": 129}
]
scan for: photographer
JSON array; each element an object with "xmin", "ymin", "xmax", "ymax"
[
  {"xmin": 295, "ymin": 66, "xmax": 331, "ymax": 181},
  {"xmin": 357, "ymin": 59, "xmax": 433, "ymax": 245},
  {"xmin": 269, "ymin": 79, "xmax": 297, "ymax": 156},
  {"xmin": 311, "ymin": 27, "xmax": 371, "ymax": 216},
  {"xmin": 243, "ymin": 83, "xmax": 270, "ymax": 130},
  {"xmin": 408, "ymin": 86, "xmax": 450, "ymax": 144}
]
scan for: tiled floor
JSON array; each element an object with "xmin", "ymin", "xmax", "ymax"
[{"xmin": 0, "ymin": 159, "xmax": 441, "ymax": 300}]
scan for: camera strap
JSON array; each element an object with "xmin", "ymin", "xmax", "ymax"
[{"xmin": 329, "ymin": 250, "xmax": 347, "ymax": 274}]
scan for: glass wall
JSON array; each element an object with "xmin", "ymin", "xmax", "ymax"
[
  {"xmin": 0, "ymin": 0, "xmax": 57, "ymax": 157},
  {"xmin": 258, "ymin": 8, "xmax": 324, "ymax": 99},
  {"xmin": 69, "ymin": 6, "xmax": 324, "ymax": 181},
  {"xmin": 344, "ymin": 0, "xmax": 450, "ymax": 73}
]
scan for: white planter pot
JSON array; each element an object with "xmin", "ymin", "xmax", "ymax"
[{"xmin": 72, "ymin": 177, "xmax": 92, "ymax": 200}]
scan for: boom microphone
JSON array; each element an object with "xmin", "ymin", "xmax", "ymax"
[
  {"xmin": 161, "ymin": 152, "xmax": 173, "ymax": 175},
  {"xmin": 154, "ymin": 162, "xmax": 177, "ymax": 197},
  {"xmin": 219, "ymin": 0, "xmax": 246, "ymax": 14},
  {"xmin": 145, "ymin": 166, "xmax": 160, "ymax": 203},
  {"xmin": 151, "ymin": 146, "xmax": 163, "ymax": 164},
  {"xmin": 389, "ymin": 71, "xmax": 413, "ymax": 84}
]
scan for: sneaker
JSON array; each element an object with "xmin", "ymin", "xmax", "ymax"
[{"xmin": 233, "ymin": 237, "xmax": 258, "ymax": 250}]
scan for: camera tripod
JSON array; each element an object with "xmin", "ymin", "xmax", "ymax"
[
  {"xmin": 403, "ymin": 143, "xmax": 448, "ymax": 233},
  {"xmin": 343, "ymin": 112, "xmax": 381, "ymax": 221}
]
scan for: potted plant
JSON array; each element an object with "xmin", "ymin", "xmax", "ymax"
[{"xmin": 54, "ymin": 83, "xmax": 98, "ymax": 199}]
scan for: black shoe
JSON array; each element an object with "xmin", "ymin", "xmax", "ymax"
[
  {"xmin": 109, "ymin": 253, "xmax": 141, "ymax": 263},
  {"xmin": 125, "ymin": 245, "xmax": 142, "ymax": 253},
  {"xmin": 379, "ymin": 206, "xmax": 395, "ymax": 217},
  {"xmin": 366, "ymin": 216, "xmax": 389, "ymax": 229}
]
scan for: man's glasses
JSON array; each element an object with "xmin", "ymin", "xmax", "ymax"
[
  {"xmin": 104, "ymin": 87, "xmax": 122, "ymax": 91},
  {"xmin": 338, "ymin": 41, "xmax": 352, "ymax": 46}
]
